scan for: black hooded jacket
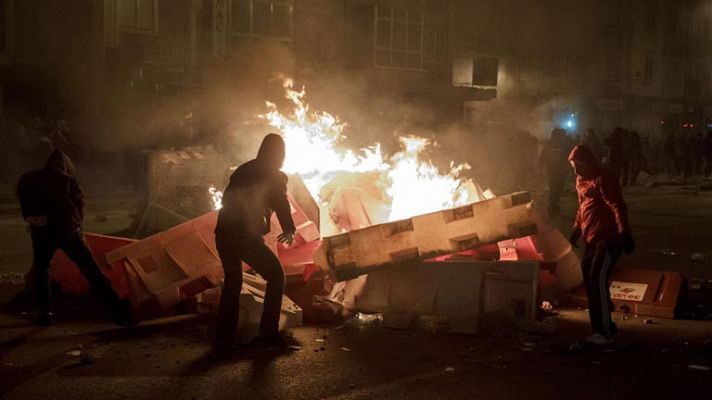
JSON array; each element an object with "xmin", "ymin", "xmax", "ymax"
[
  {"xmin": 17, "ymin": 149, "xmax": 84, "ymax": 234},
  {"xmin": 215, "ymin": 134, "xmax": 296, "ymax": 240}
]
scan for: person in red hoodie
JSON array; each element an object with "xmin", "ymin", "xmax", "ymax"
[{"xmin": 568, "ymin": 144, "xmax": 635, "ymax": 345}]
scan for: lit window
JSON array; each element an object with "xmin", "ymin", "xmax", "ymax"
[
  {"xmin": 373, "ymin": 6, "xmax": 424, "ymax": 70},
  {"xmin": 230, "ymin": 0, "xmax": 293, "ymax": 43}
]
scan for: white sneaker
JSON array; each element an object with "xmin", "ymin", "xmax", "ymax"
[{"xmin": 585, "ymin": 333, "xmax": 614, "ymax": 345}]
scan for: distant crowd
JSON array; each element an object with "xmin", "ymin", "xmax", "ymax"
[
  {"xmin": 537, "ymin": 125, "xmax": 712, "ymax": 216},
  {"xmin": 565, "ymin": 126, "xmax": 712, "ymax": 183},
  {"xmin": 661, "ymin": 130, "xmax": 712, "ymax": 178}
]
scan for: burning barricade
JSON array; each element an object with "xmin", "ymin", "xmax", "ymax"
[
  {"xmin": 42, "ymin": 78, "xmax": 590, "ymax": 336},
  {"xmin": 46, "ymin": 187, "xmax": 559, "ymax": 334}
]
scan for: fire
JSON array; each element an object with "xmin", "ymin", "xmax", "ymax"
[
  {"xmin": 209, "ymin": 185, "xmax": 223, "ymax": 210},
  {"xmin": 262, "ymin": 79, "xmax": 388, "ymax": 197},
  {"xmin": 260, "ymin": 78, "xmax": 483, "ymax": 224},
  {"xmin": 210, "ymin": 78, "xmax": 483, "ymax": 223},
  {"xmin": 386, "ymin": 136, "xmax": 480, "ymax": 221}
]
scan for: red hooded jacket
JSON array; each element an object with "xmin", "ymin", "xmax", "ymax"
[{"xmin": 568, "ymin": 145, "xmax": 631, "ymax": 244}]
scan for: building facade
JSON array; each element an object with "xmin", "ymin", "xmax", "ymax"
[{"xmin": 0, "ymin": 0, "xmax": 710, "ymax": 146}]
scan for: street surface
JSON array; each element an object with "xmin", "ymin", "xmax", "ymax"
[{"xmin": 1, "ymin": 179, "xmax": 712, "ymax": 399}]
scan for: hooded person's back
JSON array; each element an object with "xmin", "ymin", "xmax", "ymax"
[
  {"xmin": 17, "ymin": 148, "xmax": 84, "ymax": 234},
  {"xmin": 568, "ymin": 144, "xmax": 630, "ymax": 244},
  {"xmin": 215, "ymin": 134, "xmax": 295, "ymax": 240}
]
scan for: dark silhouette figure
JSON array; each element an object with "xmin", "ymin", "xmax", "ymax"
[
  {"xmin": 213, "ymin": 133, "xmax": 296, "ymax": 353},
  {"xmin": 676, "ymin": 132, "xmax": 692, "ymax": 178},
  {"xmin": 663, "ymin": 132, "xmax": 677, "ymax": 174},
  {"xmin": 692, "ymin": 132, "xmax": 706, "ymax": 176},
  {"xmin": 509, "ymin": 130, "xmax": 538, "ymax": 190},
  {"xmin": 621, "ymin": 131, "xmax": 642, "ymax": 186},
  {"xmin": 539, "ymin": 128, "xmax": 571, "ymax": 216},
  {"xmin": 604, "ymin": 127, "xmax": 626, "ymax": 183},
  {"xmin": 569, "ymin": 144, "xmax": 634, "ymax": 345},
  {"xmin": 582, "ymin": 128, "xmax": 603, "ymax": 163},
  {"xmin": 17, "ymin": 147, "xmax": 133, "ymax": 326}
]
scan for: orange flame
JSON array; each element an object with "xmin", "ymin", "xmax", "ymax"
[{"xmin": 260, "ymin": 78, "xmax": 483, "ymax": 224}]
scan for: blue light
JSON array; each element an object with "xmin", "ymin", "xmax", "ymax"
[{"xmin": 562, "ymin": 113, "xmax": 577, "ymax": 132}]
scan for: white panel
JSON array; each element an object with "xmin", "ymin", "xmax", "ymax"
[{"xmin": 452, "ymin": 56, "xmax": 473, "ymax": 87}]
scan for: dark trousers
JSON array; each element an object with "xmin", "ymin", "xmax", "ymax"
[
  {"xmin": 546, "ymin": 174, "xmax": 565, "ymax": 215},
  {"xmin": 31, "ymin": 228, "xmax": 123, "ymax": 316},
  {"xmin": 620, "ymin": 161, "xmax": 630, "ymax": 187},
  {"xmin": 581, "ymin": 239, "xmax": 621, "ymax": 338},
  {"xmin": 214, "ymin": 236, "xmax": 285, "ymax": 347}
]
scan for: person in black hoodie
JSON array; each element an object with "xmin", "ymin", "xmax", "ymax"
[
  {"xmin": 213, "ymin": 133, "xmax": 296, "ymax": 353},
  {"xmin": 17, "ymin": 146, "xmax": 133, "ymax": 326},
  {"xmin": 538, "ymin": 128, "xmax": 571, "ymax": 216}
]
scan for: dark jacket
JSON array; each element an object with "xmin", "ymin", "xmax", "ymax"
[
  {"xmin": 569, "ymin": 145, "xmax": 631, "ymax": 244},
  {"xmin": 539, "ymin": 131, "xmax": 571, "ymax": 178},
  {"xmin": 17, "ymin": 149, "xmax": 84, "ymax": 234},
  {"xmin": 215, "ymin": 159, "xmax": 296, "ymax": 240}
]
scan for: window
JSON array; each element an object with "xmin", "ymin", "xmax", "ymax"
[
  {"xmin": 374, "ymin": 6, "xmax": 424, "ymax": 70},
  {"xmin": 452, "ymin": 56, "xmax": 498, "ymax": 89},
  {"xmin": 229, "ymin": 0, "xmax": 292, "ymax": 43},
  {"xmin": 424, "ymin": 29, "xmax": 446, "ymax": 63},
  {"xmin": 118, "ymin": 0, "xmax": 159, "ymax": 35}
]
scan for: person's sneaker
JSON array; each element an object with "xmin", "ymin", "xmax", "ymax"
[
  {"xmin": 34, "ymin": 312, "xmax": 55, "ymax": 327},
  {"xmin": 585, "ymin": 333, "xmax": 614, "ymax": 345}
]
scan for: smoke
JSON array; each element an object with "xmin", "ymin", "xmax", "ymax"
[{"xmin": 1, "ymin": 1, "xmax": 590, "ymax": 195}]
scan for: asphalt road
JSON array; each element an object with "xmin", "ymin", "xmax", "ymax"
[
  {"xmin": 1, "ymin": 182, "xmax": 712, "ymax": 399},
  {"xmin": 1, "ymin": 299, "xmax": 711, "ymax": 400}
]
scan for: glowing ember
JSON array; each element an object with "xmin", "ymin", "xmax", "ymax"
[{"xmin": 260, "ymin": 78, "xmax": 483, "ymax": 223}]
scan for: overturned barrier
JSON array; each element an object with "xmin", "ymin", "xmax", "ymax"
[
  {"xmin": 105, "ymin": 212, "xmax": 223, "ymax": 318},
  {"xmin": 48, "ymin": 233, "xmax": 136, "ymax": 297},
  {"xmin": 103, "ymin": 192, "xmax": 320, "ymax": 319},
  {"xmin": 314, "ymin": 192, "xmax": 538, "ymax": 281},
  {"xmin": 341, "ymin": 260, "xmax": 540, "ymax": 333}
]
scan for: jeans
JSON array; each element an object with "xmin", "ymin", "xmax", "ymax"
[{"xmin": 213, "ymin": 235, "xmax": 285, "ymax": 347}]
